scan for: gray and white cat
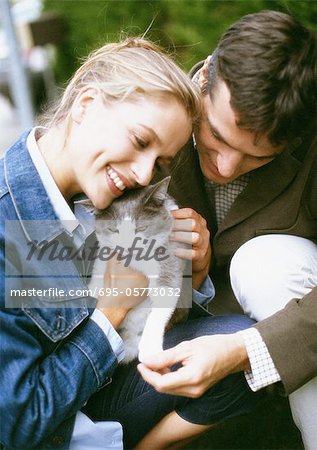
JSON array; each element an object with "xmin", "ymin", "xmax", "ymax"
[{"xmin": 87, "ymin": 177, "xmax": 188, "ymax": 364}]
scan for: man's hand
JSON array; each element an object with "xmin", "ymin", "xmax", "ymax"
[
  {"xmin": 170, "ymin": 208, "xmax": 211, "ymax": 289},
  {"xmin": 97, "ymin": 256, "xmax": 149, "ymax": 329},
  {"xmin": 137, "ymin": 333, "xmax": 250, "ymax": 397}
]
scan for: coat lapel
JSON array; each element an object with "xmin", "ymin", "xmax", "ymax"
[
  {"xmin": 158, "ymin": 139, "xmax": 305, "ymax": 238},
  {"xmin": 217, "ymin": 150, "xmax": 301, "ymax": 233},
  {"xmin": 168, "ymin": 143, "xmax": 218, "ymax": 237}
]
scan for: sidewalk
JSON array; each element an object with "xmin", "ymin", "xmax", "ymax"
[{"xmin": 0, "ymin": 94, "xmax": 23, "ymax": 156}]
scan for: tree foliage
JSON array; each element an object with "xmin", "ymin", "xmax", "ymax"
[{"xmin": 43, "ymin": 0, "xmax": 317, "ymax": 84}]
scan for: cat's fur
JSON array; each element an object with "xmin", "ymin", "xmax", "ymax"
[{"xmin": 86, "ymin": 177, "xmax": 188, "ymax": 363}]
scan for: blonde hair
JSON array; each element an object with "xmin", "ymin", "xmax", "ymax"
[{"xmin": 41, "ymin": 37, "xmax": 201, "ymax": 128}]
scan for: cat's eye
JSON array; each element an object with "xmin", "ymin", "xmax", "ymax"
[
  {"xmin": 107, "ymin": 226, "xmax": 119, "ymax": 233},
  {"xmin": 135, "ymin": 226, "xmax": 147, "ymax": 233}
]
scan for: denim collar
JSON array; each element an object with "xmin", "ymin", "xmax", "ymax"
[{"xmin": 4, "ymin": 130, "xmax": 66, "ymax": 244}]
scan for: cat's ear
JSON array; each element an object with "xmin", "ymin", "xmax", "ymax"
[{"xmin": 143, "ymin": 176, "xmax": 171, "ymax": 205}]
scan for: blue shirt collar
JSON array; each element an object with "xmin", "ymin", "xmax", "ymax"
[{"xmin": 4, "ymin": 131, "xmax": 72, "ymax": 244}]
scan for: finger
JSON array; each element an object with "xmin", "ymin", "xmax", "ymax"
[
  {"xmin": 172, "ymin": 218, "xmax": 195, "ymax": 232},
  {"xmin": 105, "ymin": 256, "xmax": 127, "ymax": 274},
  {"xmin": 140, "ymin": 345, "xmax": 187, "ymax": 371},
  {"xmin": 171, "ymin": 208, "xmax": 198, "ymax": 220},
  {"xmin": 138, "ymin": 364, "xmax": 206, "ymax": 398},
  {"xmin": 170, "ymin": 231, "xmax": 200, "ymax": 246},
  {"xmin": 173, "ymin": 247, "xmax": 205, "ymax": 262},
  {"xmin": 137, "ymin": 363, "xmax": 191, "ymax": 393},
  {"xmin": 137, "ymin": 364, "xmax": 165, "ymax": 387},
  {"xmin": 107, "ymin": 259, "xmax": 145, "ymax": 277}
]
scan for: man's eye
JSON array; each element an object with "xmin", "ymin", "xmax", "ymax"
[
  {"xmin": 211, "ymin": 130, "xmax": 221, "ymax": 141},
  {"xmin": 155, "ymin": 158, "xmax": 171, "ymax": 169},
  {"xmin": 256, "ymin": 156, "xmax": 275, "ymax": 161}
]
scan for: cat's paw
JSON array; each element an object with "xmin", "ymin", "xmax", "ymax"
[{"xmin": 138, "ymin": 339, "xmax": 163, "ymax": 363}]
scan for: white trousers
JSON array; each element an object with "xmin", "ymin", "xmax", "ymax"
[{"xmin": 230, "ymin": 235, "xmax": 317, "ymax": 450}]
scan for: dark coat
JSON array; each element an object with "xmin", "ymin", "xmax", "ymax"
[{"xmin": 158, "ymin": 134, "xmax": 317, "ymax": 394}]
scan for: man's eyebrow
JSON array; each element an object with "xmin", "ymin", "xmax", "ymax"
[
  {"xmin": 158, "ymin": 156, "xmax": 174, "ymax": 163},
  {"xmin": 256, "ymin": 152, "xmax": 280, "ymax": 159},
  {"xmin": 208, "ymin": 121, "xmax": 232, "ymax": 147},
  {"xmin": 208, "ymin": 119, "xmax": 280, "ymax": 159}
]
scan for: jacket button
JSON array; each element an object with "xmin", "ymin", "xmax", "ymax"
[{"xmin": 52, "ymin": 435, "xmax": 65, "ymax": 446}]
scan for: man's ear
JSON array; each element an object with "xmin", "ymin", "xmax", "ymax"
[
  {"xmin": 199, "ymin": 55, "xmax": 212, "ymax": 89},
  {"xmin": 71, "ymin": 86, "xmax": 101, "ymax": 124}
]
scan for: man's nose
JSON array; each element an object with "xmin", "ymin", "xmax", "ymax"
[{"xmin": 217, "ymin": 150, "xmax": 242, "ymax": 178}]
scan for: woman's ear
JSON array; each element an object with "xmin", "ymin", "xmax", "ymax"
[{"xmin": 71, "ymin": 86, "xmax": 101, "ymax": 124}]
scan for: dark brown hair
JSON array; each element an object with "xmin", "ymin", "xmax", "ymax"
[{"xmin": 207, "ymin": 10, "xmax": 317, "ymax": 149}]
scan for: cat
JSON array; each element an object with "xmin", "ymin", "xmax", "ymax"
[{"xmin": 85, "ymin": 177, "xmax": 189, "ymax": 364}]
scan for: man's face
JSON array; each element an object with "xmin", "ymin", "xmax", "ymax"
[{"xmin": 194, "ymin": 80, "xmax": 283, "ymax": 184}]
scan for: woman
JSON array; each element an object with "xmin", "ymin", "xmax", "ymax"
[{"xmin": 0, "ymin": 38, "xmax": 260, "ymax": 450}]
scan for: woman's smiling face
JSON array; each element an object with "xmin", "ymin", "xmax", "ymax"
[{"xmin": 58, "ymin": 89, "xmax": 192, "ymax": 209}]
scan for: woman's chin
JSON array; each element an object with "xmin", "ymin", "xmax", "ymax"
[{"xmin": 92, "ymin": 194, "xmax": 115, "ymax": 210}]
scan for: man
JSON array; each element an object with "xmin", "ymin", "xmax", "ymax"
[{"xmin": 138, "ymin": 10, "xmax": 317, "ymax": 449}]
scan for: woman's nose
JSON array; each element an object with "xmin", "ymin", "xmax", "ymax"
[{"xmin": 132, "ymin": 158, "xmax": 155, "ymax": 187}]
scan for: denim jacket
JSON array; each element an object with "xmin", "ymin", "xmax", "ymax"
[{"xmin": 0, "ymin": 133, "xmax": 119, "ymax": 449}]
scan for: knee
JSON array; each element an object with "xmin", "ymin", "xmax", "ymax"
[
  {"xmin": 229, "ymin": 235, "xmax": 317, "ymax": 320},
  {"xmin": 289, "ymin": 377, "xmax": 317, "ymax": 450}
]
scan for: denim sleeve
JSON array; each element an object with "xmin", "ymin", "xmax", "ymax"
[
  {"xmin": 0, "ymin": 259, "xmax": 119, "ymax": 448},
  {"xmin": 193, "ymin": 275, "xmax": 215, "ymax": 307},
  {"xmin": 91, "ymin": 308, "xmax": 125, "ymax": 362}
]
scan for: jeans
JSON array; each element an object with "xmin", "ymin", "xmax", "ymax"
[{"xmin": 83, "ymin": 314, "xmax": 264, "ymax": 448}]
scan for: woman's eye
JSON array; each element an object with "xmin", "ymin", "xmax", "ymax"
[{"xmin": 135, "ymin": 135, "xmax": 148, "ymax": 149}]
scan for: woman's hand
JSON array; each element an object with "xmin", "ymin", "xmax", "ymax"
[
  {"xmin": 137, "ymin": 334, "xmax": 250, "ymax": 397},
  {"xmin": 97, "ymin": 256, "xmax": 149, "ymax": 329},
  {"xmin": 170, "ymin": 208, "xmax": 211, "ymax": 289}
]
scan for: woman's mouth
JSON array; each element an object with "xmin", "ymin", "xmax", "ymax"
[{"xmin": 106, "ymin": 166, "xmax": 127, "ymax": 194}]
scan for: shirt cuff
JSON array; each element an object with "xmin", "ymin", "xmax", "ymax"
[
  {"xmin": 90, "ymin": 309, "xmax": 125, "ymax": 363},
  {"xmin": 238, "ymin": 327, "xmax": 281, "ymax": 391},
  {"xmin": 193, "ymin": 275, "xmax": 215, "ymax": 307}
]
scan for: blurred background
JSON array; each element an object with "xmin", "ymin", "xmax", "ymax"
[
  {"xmin": 0, "ymin": 1, "xmax": 316, "ymax": 448},
  {"xmin": 0, "ymin": 0, "xmax": 316, "ymax": 155}
]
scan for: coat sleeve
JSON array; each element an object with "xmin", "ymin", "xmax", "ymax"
[
  {"xmin": 254, "ymin": 286, "xmax": 317, "ymax": 394},
  {"xmin": 0, "ymin": 250, "xmax": 119, "ymax": 449}
]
